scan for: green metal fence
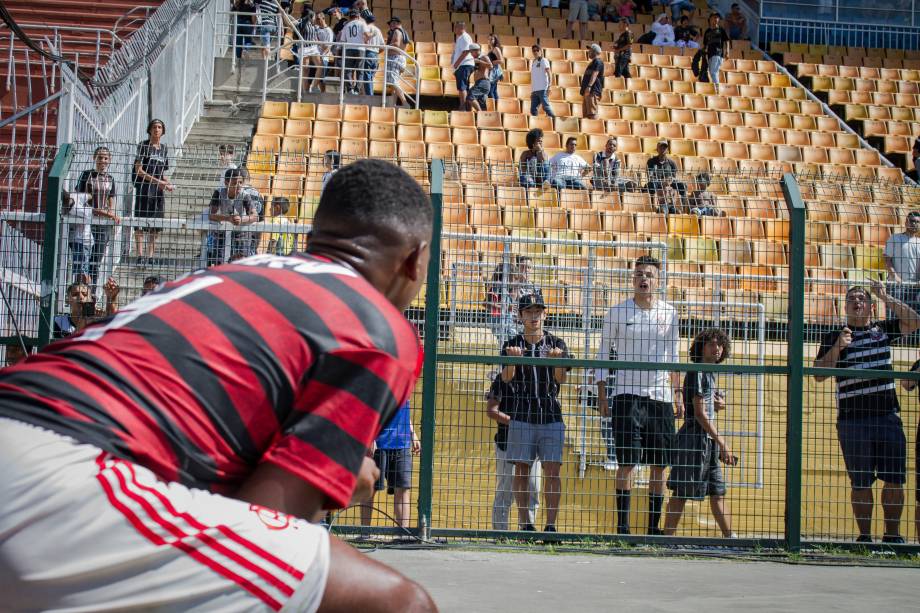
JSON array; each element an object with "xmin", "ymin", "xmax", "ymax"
[{"xmin": 13, "ymin": 145, "xmax": 920, "ymax": 552}]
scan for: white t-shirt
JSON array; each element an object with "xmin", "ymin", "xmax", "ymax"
[
  {"xmin": 531, "ymin": 58, "xmax": 551, "ymax": 91},
  {"xmin": 651, "ymin": 21, "xmax": 675, "ymax": 46},
  {"xmin": 884, "ymin": 232, "xmax": 920, "ymax": 282},
  {"xmin": 593, "ymin": 298, "xmax": 679, "ymax": 402},
  {"xmin": 366, "ymin": 24, "xmax": 385, "ymax": 47},
  {"xmin": 548, "ymin": 152, "xmax": 588, "ymax": 181},
  {"xmin": 67, "ymin": 193, "xmax": 94, "ymax": 246},
  {"xmin": 341, "ymin": 19, "xmax": 368, "ymax": 44},
  {"xmin": 452, "ymin": 32, "xmax": 475, "ymax": 69}
]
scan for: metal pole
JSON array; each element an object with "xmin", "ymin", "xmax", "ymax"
[
  {"xmin": 417, "ymin": 159, "xmax": 444, "ymax": 540},
  {"xmin": 37, "ymin": 144, "xmax": 73, "ymax": 348},
  {"xmin": 781, "ymin": 172, "xmax": 806, "ymax": 552}
]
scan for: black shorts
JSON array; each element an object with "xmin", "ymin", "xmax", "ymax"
[
  {"xmin": 373, "ymin": 447, "xmax": 413, "ymax": 494},
  {"xmin": 344, "ymin": 48, "xmax": 363, "ymax": 71},
  {"xmin": 667, "ymin": 427, "xmax": 726, "ymax": 500},
  {"xmin": 836, "ymin": 412, "xmax": 906, "ymax": 489},
  {"xmin": 611, "ymin": 394, "xmax": 675, "ymax": 467},
  {"xmin": 134, "ymin": 185, "xmax": 165, "ymax": 233}
]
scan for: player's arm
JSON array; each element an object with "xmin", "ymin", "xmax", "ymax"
[
  {"xmin": 884, "ymin": 254, "xmax": 900, "ymax": 281},
  {"xmin": 234, "ymin": 463, "xmax": 342, "ymax": 523},
  {"xmin": 486, "ymin": 396, "xmax": 511, "ymax": 425},
  {"xmin": 871, "ymin": 278, "xmax": 920, "ymax": 334},
  {"xmin": 594, "ymin": 309, "xmax": 615, "ymax": 417},
  {"xmin": 692, "ymin": 395, "xmax": 734, "ymax": 465},
  {"xmin": 814, "ymin": 328, "xmax": 850, "ymax": 380},
  {"xmin": 669, "ymin": 311, "xmax": 684, "ymax": 417},
  {"xmin": 501, "ymin": 343, "xmax": 521, "ymax": 382}
]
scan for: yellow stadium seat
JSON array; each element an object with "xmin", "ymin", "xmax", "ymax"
[
  {"xmin": 261, "ymin": 100, "xmax": 288, "ymax": 118},
  {"xmin": 289, "ymin": 102, "xmax": 315, "ymax": 120},
  {"xmin": 256, "ymin": 117, "xmax": 285, "ymax": 136}
]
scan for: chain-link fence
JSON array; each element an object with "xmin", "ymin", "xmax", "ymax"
[{"xmin": 13, "ymin": 146, "xmax": 920, "ymax": 549}]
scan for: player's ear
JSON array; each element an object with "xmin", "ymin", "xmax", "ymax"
[{"xmin": 401, "ymin": 241, "xmax": 429, "ymax": 283}]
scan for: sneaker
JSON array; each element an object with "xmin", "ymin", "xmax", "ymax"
[
  {"xmin": 543, "ymin": 524, "xmax": 556, "ymax": 532},
  {"xmin": 616, "ymin": 524, "xmax": 631, "ymax": 535},
  {"xmin": 882, "ymin": 535, "xmax": 905, "ymax": 544},
  {"xmin": 520, "ymin": 524, "xmax": 536, "ymax": 531},
  {"xmin": 647, "ymin": 527, "xmax": 664, "ymax": 536},
  {"xmin": 603, "ymin": 460, "xmax": 619, "ymax": 471},
  {"xmin": 855, "ymin": 535, "xmax": 873, "ymax": 543}
]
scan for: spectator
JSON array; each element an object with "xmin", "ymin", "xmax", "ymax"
[
  {"xmin": 141, "ymin": 274, "xmax": 162, "ymax": 296},
  {"xmin": 321, "ymin": 149, "xmax": 341, "ymax": 193},
  {"xmin": 314, "ymin": 12, "xmax": 335, "ymax": 89},
  {"xmin": 488, "ymin": 0, "xmax": 505, "ymax": 15},
  {"xmin": 486, "ymin": 374, "xmax": 542, "ymax": 531},
  {"xmin": 62, "ymin": 189, "xmax": 94, "ymax": 284},
  {"xmin": 651, "ymin": 13, "xmax": 675, "ymax": 46},
  {"xmin": 519, "ymin": 128, "xmax": 550, "ymax": 188},
  {"xmin": 502, "ymin": 291, "xmax": 570, "ymax": 533},
  {"xmin": 470, "ymin": 0, "xmax": 486, "ymax": 12},
  {"xmin": 814, "ymin": 283, "xmax": 920, "ymax": 544},
  {"xmin": 703, "ymin": 12, "xmax": 730, "ymax": 87},
  {"xmin": 900, "ymin": 359, "xmax": 920, "ymax": 543},
  {"xmin": 592, "ymin": 138, "xmax": 635, "ymax": 192},
  {"xmin": 529, "ymin": 44, "xmax": 555, "ymax": 118},
  {"xmin": 487, "ymin": 34, "xmax": 504, "ymax": 101},
  {"xmin": 508, "ymin": 0, "xmax": 527, "ymax": 15},
  {"xmin": 486, "ymin": 255, "xmax": 538, "ymax": 345},
  {"xmin": 254, "ymin": 0, "xmax": 280, "ymax": 60},
  {"xmin": 360, "ymin": 401, "xmax": 420, "ymax": 530},
  {"xmin": 265, "ymin": 196, "xmax": 297, "ymax": 255},
  {"xmin": 668, "ymin": 0, "xmax": 695, "ymax": 21},
  {"xmin": 581, "ymin": 44, "xmax": 605, "ymax": 120},
  {"xmin": 451, "ymin": 22, "xmax": 477, "ymax": 110},
  {"xmin": 724, "ymin": 3, "xmax": 748, "ymax": 40},
  {"xmin": 231, "ymin": 0, "xmax": 256, "ymax": 59},
  {"xmin": 677, "ymin": 26, "xmax": 700, "ymax": 50},
  {"xmin": 340, "ymin": 9, "xmax": 369, "ymax": 95},
  {"xmin": 0, "ymin": 159, "xmax": 437, "ymax": 611},
  {"xmin": 655, "ymin": 176, "xmax": 683, "ymax": 214},
  {"xmin": 618, "ymin": 0, "xmax": 637, "ymax": 23},
  {"xmin": 908, "ymin": 139, "xmax": 920, "ymax": 182},
  {"xmin": 595, "ymin": 255, "xmax": 683, "ymax": 535},
  {"xmin": 3, "ymin": 342, "xmax": 27, "ymax": 367},
  {"xmin": 549, "ymin": 137, "xmax": 592, "ymax": 190},
  {"xmin": 884, "ymin": 211, "xmax": 920, "ymax": 313},
  {"xmin": 647, "ymin": 140, "xmax": 687, "ymax": 202},
  {"xmin": 664, "ymin": 328, "xmax": 737, "ymax": 537},
  {"xmin": 466, "ymin": 45, "xmax": 494, "ymax": 112},
  {"xmin": 569, "ymin": 0, "xmax": 590, "ymax": 41},
  {"xmin": 613, "ymin": 20, "xmax": 634, "ymax": 79},
  {"xmin": 328, "ymin": 6, "xmax": 347, "ymax": 39},
  {"xmin": 208, "ymin": 168, "xmax": 261, "ymax": 265},
  {"xmin": 385, "ymin": 16, "xmax": 409, "ymax": 106},
  {"xmin": 76, "ymin": 146, "xmax": 120, "ymax": 291},
  {"xmin": 133, "ymin": 118, "xmax": 174, "ymax": 267},
  {"xmin": 587, "ymin": 0, "xmax": 603, "ymax": 20},
  {"xmin": 238, "ymin": 166, "xmax": 267, "ymax": 258},
  {"xmin": 689, "ymin": 172, "xmax": 723, "ymax": 216},
  {"xmin": 673, "ymin": 15, "xmax": 691, "ymax": 40},
  {"xmin": 297, "ymin": 8, "xmax": 325, "ymax": 92},
  {"xmin": 53, "ymin": 279, "xmax": 119, "ymax": 338},
  {"xmin": 362, "ymin": 14, "xmax": 384, "ymax": 96}
]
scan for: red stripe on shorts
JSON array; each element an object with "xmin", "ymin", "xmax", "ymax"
[{"xmin": 94, "ymin": 455, "xmax": 285, "ymax": 611}]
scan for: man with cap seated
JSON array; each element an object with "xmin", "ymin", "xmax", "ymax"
[
  {"xmin": 501, "ymin": 290, "xmax": 571, "ymax": 533},
  {"xmin": 646, "ymin": 139, "xmax": 687, "ymax": 210}
]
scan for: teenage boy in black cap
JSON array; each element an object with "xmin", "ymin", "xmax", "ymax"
[{"xmin": 501, "ymin": 291, "xmax": 570, "ymax": 532}]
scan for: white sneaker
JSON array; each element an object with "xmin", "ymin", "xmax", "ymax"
[{"xmin": 603, "ymin": 460, "xmax": 618, "ymax": 471}]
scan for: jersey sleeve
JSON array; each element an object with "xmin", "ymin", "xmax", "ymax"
[
  {"xmin": 816, "ymin": 328, "xmax": 840, "ymax": 361},
  {"xmin": 261, "ymin": 347, "xmax": 416, "ymax": 509},
  {"xmin": 76, "ymin": 170, "xmax": 90, "ymax": 193},
  {"xmin": 880, "ymin": 318, "xmax": 903, "ymax": 342}
]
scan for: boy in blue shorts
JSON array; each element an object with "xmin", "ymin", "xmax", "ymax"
[
  {"xmin": 664, "ymin": 328, "xmax": 737, "ymax": 537},
  {"xmin": 361, "ymin": 401, "xmax": 420, "ymax": 529}
]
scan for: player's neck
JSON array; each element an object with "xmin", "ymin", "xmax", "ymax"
[
  {"xmin": 847, "ymin": 316, "xmax": 871, "ymax": 328},
  {"xmin": 523, "ymin": 329, "xmax": 544, "ymax": 344},
  {"xmin": 633, "ymin": 294, "xmax": 656, "ymax": 309}
]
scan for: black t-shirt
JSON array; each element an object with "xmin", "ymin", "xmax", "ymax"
[
  {"xmin": 134, "ymin": 140, "xmax": 169, "ymax": 188},
  {"xmin": 683, "ymin": 370, "xmax": 714, "ymax": 435},
  {"xmin": 647, "ymin": 156, "xmax": 678, "ymax": 181},
  {"xmin": 816, "ymin": 319, "xmax": 901, "ymax": 418},
  {"xmin": 501, "ymin": 331, "xmax": 570, "ymax": 425},
  {"xmin": 614, "ymin": 30, "xmax": 633, "ymax": 57},
  {"xmin": 581, "ymin": 58, "xmax": 605, "ymax": 97},
  {"xmin": 487, "ymin": 375, "xmax": 510, "ymax": 450},
  {"xmin": 703, "ymin": 27, "xmax": 729, "ymax": 58}
]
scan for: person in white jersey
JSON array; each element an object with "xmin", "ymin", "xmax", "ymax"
[
  {"xmin": 340, "ymin": 9, "xmax": 369, "ymax": 95},
  {"xmin": 595, "ymin": 255, "xmax": 683, "ymax": 536},
  {"xmin": 884, "ymin": 210, "xmax": 920, "ymax": 315}
]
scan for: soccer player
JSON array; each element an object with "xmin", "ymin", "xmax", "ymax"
[
  {"xmin": 595, "ymin": 255, "xmax": 683, "ymax": 536},
  {"xmin": 0, "ymin": 159, "xmax": 437, "ymax": 611},
  {"xmin": 814, "ymin": 282, "xmax": 919, "ymax": 544}
]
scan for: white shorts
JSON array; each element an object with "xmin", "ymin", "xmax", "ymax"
[{"xmin": 0, "ymin": 418, "xmax": 330, "ymax": 612}]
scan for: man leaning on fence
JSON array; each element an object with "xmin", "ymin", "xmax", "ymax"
[
  {"xmin": 595, "ymin": 255, "xmax": 683, "ymax": 536},
  {"xmin": 813, "ymin": 282, "xmax": 920, "ymax": 544},
  {"xmin": 501, "ymin": 291, "xmax": 570, "ymax": 533}
]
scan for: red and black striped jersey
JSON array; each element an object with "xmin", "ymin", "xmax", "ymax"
[{"xmin": 0, "ymin": 254, "xmax": 422, "ymax": 509}]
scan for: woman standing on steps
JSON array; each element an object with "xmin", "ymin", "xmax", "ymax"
[{"xmin": 133, "ymin": 118, "xmax": 174, "ymax": 267}]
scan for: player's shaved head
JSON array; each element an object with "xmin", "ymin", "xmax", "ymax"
[{"xmin": 307, "ymin": 159, "xmax": 433, "ymax": 311}]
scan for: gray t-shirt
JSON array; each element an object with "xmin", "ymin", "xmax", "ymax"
[{"xmin": 884, "ymin": 232, "xmax": 920, "ymax": 282}]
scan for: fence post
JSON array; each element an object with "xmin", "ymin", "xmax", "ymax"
[
  {"xmin": 781, "ymin": 172, "xmax": 806, "ymax": 552},
  {"xmin": 37, "ymin": 144, "xmax": 73, "ymax": 349},
  {"xmin": 416, "ymin": 159, "xmax": 444, "ymax": 539}
]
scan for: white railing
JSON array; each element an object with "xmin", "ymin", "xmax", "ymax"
[{"xmin": 215, "ymin": 9, "xmax": 420, "ymax": 108}]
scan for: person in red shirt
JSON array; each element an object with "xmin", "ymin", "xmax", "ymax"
[{"xmin": 0, "ymin": 159, "xmax": 436, "ymax": 612}]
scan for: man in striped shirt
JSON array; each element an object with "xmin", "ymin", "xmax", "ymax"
[
  {"xmin": 0, "ymin": 160, "xmax": 436, "ymax": 611},
  {"xmin": 814, "ymin": 281, "xmax": 920, "ymax": 544}
]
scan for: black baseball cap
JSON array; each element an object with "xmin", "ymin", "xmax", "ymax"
[
  {"xmin": 388, "ymin": 15, "xmax": 401, "ymax": 23},
  {"xmin": 518, "ymin": 291, "xmax": 546, "ymax": 311}
]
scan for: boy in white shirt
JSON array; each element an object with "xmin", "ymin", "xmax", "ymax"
[
  {"xmin": 595, "ymin": 255, "xmax": 684, "ymax": 536},
  {"xmin": 529, "ymin": 44, "xmax": 555, "ymax": 118},
  {"xmin": 63, "ymin": 190, "xmax": 95, "ymax": 284}
]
